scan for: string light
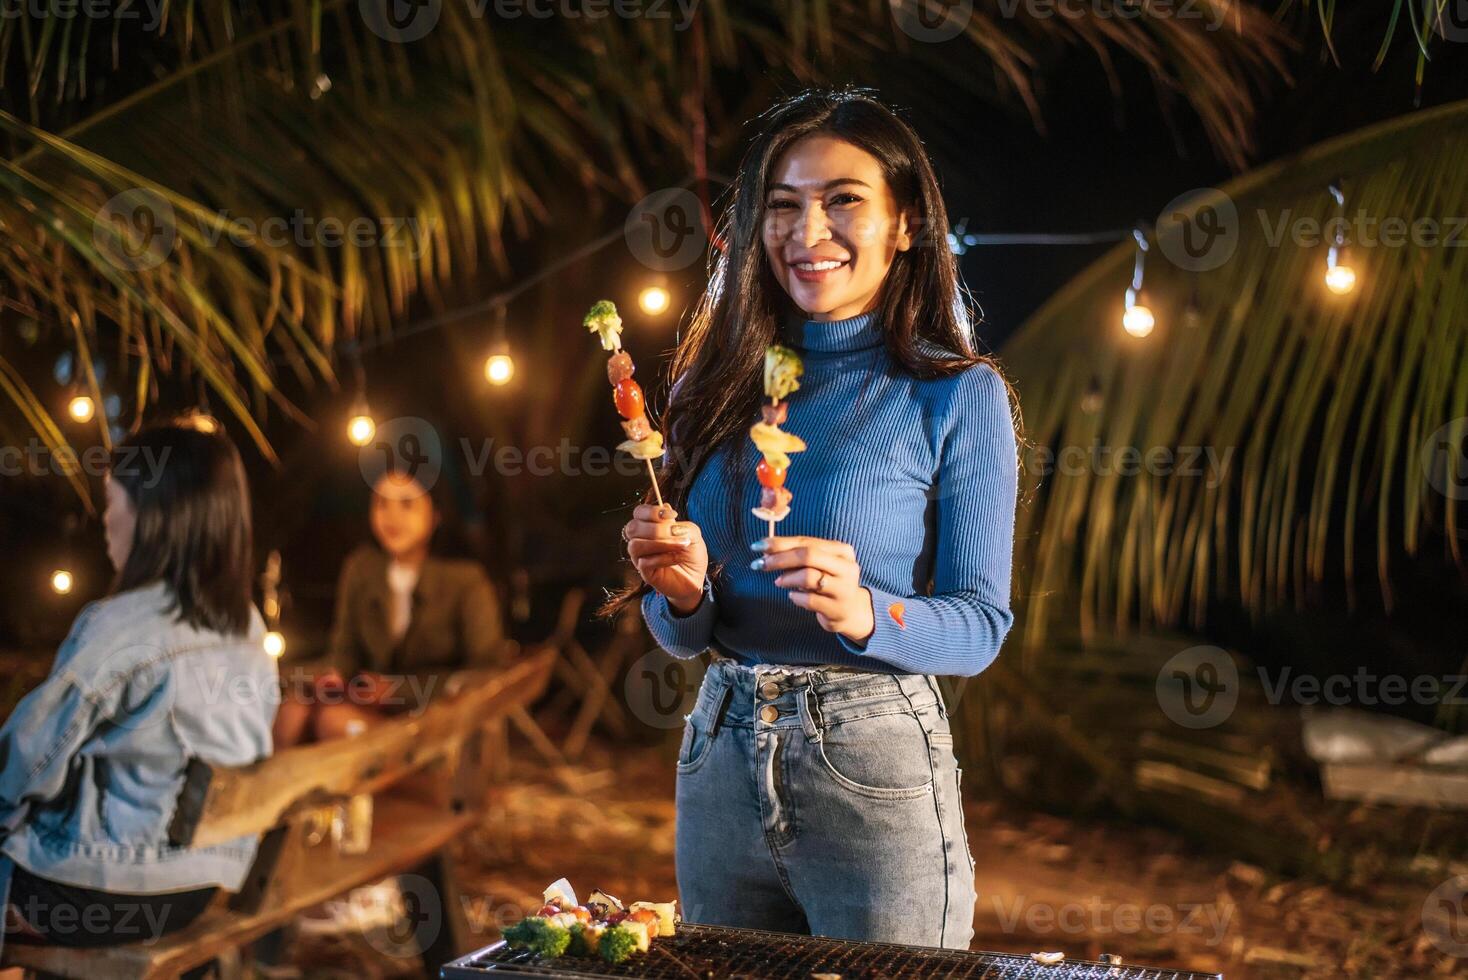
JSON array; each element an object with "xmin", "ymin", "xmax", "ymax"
[
  {"xmin": 638, "ymin": 282, "xmax": 671, "ymax": 316},
  {"xmin": 345, "ymin": 344, "xmax": 375, "ymax": 446},
  {"xmin": 50, "ymin": 569, "xmax": 74, "ymax": 594},
  {"xmin": 1122, "ymin": 226, "xmax": 1155, "ymax": 338},
  {"xmin": 263, "ymin": 631, "xmax": 286, "ymax": 658},
  {"xmin": 1324, "ymin": 180, "xmax": 1357, "ymax": 297},
  {"xmin": 484, "ymin": 354, "xmax": 514, "ymax": 385},
  {"xmin": 483, "ymin": 305, "xmax": 515, "ymax": 386},
  {"xmin": 67, "ymin": 393, "xmax": 95, "ymax": 423},
  {"xmin": 347, "ymin": 409, "xmax": 375, "ymax": 447}
]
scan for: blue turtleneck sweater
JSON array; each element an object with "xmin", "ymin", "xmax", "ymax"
[{"xmin": 640, "ymin": 311, "xmax": 1017, "ymax": 677}]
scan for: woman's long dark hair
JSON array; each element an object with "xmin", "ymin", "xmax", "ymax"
[
  {"xmin": 110, "ymin": 417, "xmax": 254, "ymax": 635},
  {"xmin": 602, "ymin": 85, "xmax": 1021, "ymax": 618}
]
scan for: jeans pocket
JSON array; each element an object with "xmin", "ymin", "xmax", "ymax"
[
  {"xmin": 676, "ymin": 711, "xmax": 715, "ymax": 773},
  {"xmin": 815, "ymin": 710, "xmax": 935, "ymax": 800}
]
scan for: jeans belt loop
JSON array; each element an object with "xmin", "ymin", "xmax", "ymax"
[
  {"xmin": 707, "ymin": 683, "xmax": 734, "ymax": 740},
  {"xmin": 799, "ymin": 685, "xmax": 824, "ymax": 741},
  {"xmin": 925, "ymin": 675, "xmax": 948, "ymax": 720}
]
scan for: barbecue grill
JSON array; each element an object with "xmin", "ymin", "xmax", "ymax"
[{"xmin": 443, "ymin": 922, "xmax": 1223, "ymax": 980}]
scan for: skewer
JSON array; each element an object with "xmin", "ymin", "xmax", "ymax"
[
  {"xmin": 585, "ymin": 299, "xmax": 668, "ymax": 512},
  {"xmin": 646, "ymin": 459, "xmax": 666, "ymax": 508}
]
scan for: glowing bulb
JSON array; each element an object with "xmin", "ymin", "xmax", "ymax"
[
  {"xmin": 263, "ymin": 631, "xmax": 286, "ymax": 658},
  {"xmin": 484, "ymin": 354, "xmax": 515, "ymax": 386},
  {"xmin": 347, "ymin": 414, "xmax": 375, "ymax": 447},
  {"xmin": 50, "ymin": 569, "xmax": 74, "ymax": 594},
  {"xmin": 1324, "ymin": 263, "xmax": 1357, "ymax": 295},
  {"xmin": 638, "ymin": 285, "xmax": 671, "ymax": 316},
  {"xmin": 68, "ymin": 395, "xmax": 95, "ymax": 423},
  {"xmin": 1122, "ymin": 304, "xmax": 1155, "ymax": 338}
]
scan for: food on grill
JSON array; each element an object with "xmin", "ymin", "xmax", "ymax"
[
  {"xmin": 502, "ymin": 880, "xmax": 678, "ymax": 966},
  {"xmin": 584, "ymin": 300, "xmax": 668, "ymax": 503},
  {"xmin": 1032, "ymin": 950, "xmax": 1067, "ymax": 965},
  {"xmin": 751, "ymin": 344, "xmax": 807, "ymax": 528},
  {"xmin": 501, "ymin": 916, "xmax": 571, "ymax": 957}
]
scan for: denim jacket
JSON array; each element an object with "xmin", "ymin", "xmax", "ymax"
[{"xmin": 0, "ymin": 581, "xmax": 277, "ymax": 894}]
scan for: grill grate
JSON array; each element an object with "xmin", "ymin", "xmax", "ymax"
[{"xmin": 442, "ymin": 923, "xmax": 1223, "ymax": 980}]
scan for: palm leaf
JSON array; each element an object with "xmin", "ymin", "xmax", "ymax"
[{"xmin": 1003, "ymin": 98, "xmax": 1468, "ymax": 653}]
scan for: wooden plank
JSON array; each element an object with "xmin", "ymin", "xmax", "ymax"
[
  {"xmin": 2, "ymin": 796, "xmax": 474, "ymax": 980},
  {"xmin": 1321, "ymin": 762, "xmax": 1468, "ymax": 809},
  {"xmin": 178, "ymin": 650, "xmax": 553, "ymax": 847},
  {"xmin": 1134, "ymin": 760, "xmax": 1248, "ymax": 807}
]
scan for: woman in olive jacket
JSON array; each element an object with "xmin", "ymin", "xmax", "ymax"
[{"xmin": 273, "ymin": 470, "xmax": 507, "ymax": 746}]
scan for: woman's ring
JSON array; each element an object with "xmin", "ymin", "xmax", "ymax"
[{"xmin": 816, "ymin": 571, "xmax": 828, "ymax": 592}]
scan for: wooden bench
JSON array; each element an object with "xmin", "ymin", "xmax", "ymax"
[{"xmin": 4, "ymin": 650, "xmax": 555, "ymax": 980}]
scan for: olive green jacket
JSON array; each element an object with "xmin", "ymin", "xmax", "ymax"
[{"xmin": 325, "ymin": 546, "xmax": 507, "ymax": 706}]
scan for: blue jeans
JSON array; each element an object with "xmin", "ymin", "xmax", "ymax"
[{"xmin": 674, "ymin": 658, "xmax": 977, "ymax": 949}]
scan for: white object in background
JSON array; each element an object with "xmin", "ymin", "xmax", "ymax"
[{"xmin": 1300, "ymin": 706, "xmax": 1445, "ymax": 764}]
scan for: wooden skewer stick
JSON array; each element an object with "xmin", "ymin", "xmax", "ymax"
[{"xmin": 646, "ymin": 458, "xmax": 666, "ymax": 508}]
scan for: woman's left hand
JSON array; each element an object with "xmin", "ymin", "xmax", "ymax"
[{"xmin": 753, "ymin": 536, "xmax": 875, "ymax": 646}]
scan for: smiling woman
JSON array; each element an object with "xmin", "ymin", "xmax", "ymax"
[
  {"xmin": 606, "ymin": 87, "xmax": 1022, "ymax": 949},
  {"xmin": 761, "ymin": 137, "xmax": 915, "ymax": 324}
]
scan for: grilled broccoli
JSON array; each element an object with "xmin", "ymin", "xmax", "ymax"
[
  {"xmin": 763, "ymin": 344, "xmax": 804, "ymax": 401},
  {"xmin": 566, "ymin": 923, "xmax": 590, "ymax": 958},
  {"xmin": 598, "ymin": 924, "xmax": 640, "ymax": 964},
  {"xmin": 502, "ymin": 917, "xmax": 571, "ymax": 957},
  {"xmin": 584, "ymin": 300, "xmax": 624, "ymax": 351}
]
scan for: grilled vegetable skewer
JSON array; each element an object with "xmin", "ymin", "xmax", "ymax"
[
  {"xmin": 751, "ymin": 344, "xmax": 806, "ymax": 537},
  {"xmin": 585, "ymin": 300, "xmax": 666, "ymax": 507}
]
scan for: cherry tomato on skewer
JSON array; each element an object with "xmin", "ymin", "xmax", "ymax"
[
  {"xmin": 756, "ymin": 458, "xmax": 787, "ymax": 489},
  {"xmin": 613, "ymin": 378, "xmax": 645, "ymax": 419}
]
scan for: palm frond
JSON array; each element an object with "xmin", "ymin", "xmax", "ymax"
[{"xmin": 1003, "ymin": 98, "xmax": 1468, "ymax": 652}]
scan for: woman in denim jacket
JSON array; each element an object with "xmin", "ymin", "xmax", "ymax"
[
  {"xmin": 0, "ymin": 418, "xmax": 277, "ymax": 952},
  {"xmin": 616, "ymin": 89, "xmax": 1021, "ymax": 949}
]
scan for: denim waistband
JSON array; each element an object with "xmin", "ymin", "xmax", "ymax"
[{"xmin": 699, "ymin": 657, "xmax": 946, "ymax": 733}]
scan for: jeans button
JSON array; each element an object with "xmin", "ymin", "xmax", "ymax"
[
  {"xmin": 759, "ymin": 682, "xmax": 781, "ymax": 700},
  {"xmin": 759, "ymin": 705, "xmax": 779, "ymax": 724}
]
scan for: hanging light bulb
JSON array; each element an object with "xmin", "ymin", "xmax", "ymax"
[
  {"xmin": 263, "ymin": 631, "xmax": 286, "ymax": 658},
  {"xmin": 67, "ymin": 394, "xmax": 96, "ymax": 423},
  {"xmin": 638, "ymin": 283, "xmax": 671, "ymax": 316},
  {"xmin": 1123, "ymin": 303, "xmax": 1155, "ymax": 338},
  {"xmin": 345, "ymin": 345, "xmax": 375, "ymax": 446},
  {"xmin": 484, "ymin": 354, "xmax": 515, "ymax": 386},
  {"xmin": 50, "ymin": 569, "xmax": 74, "ymax": 595},
  {"xmin": 1122, "ymin": 226, "xmax": 1156, "ymax": 338},
  {"xmin": 1324, "ymin": 180, "xmax": 1357, "ymax": 297},
  {"xmin": 483, "ymin": 304, "xmax": 515, "ymax": 387},
  {"xmin": 347, "ymin": 409, "xmax": 375, "ymax": 447}
]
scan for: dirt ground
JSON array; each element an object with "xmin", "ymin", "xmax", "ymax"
[{"xmin": 283, "ymin": 741, "xmax": 1464, "ymax": 980}]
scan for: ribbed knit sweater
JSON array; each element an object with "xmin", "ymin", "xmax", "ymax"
[{"xmin": 641, "ymin": 310, "xmax": 1018, "ymax": 677}]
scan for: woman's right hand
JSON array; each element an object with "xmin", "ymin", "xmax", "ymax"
[{"xmin": 624, "ymin": 504, "xmax": 709, "ymax": 614}]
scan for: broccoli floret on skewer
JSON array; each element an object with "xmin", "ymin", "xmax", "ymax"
[
  {"xmin": 584, "ymin": 299, "xmax": 625, "ymax": 351},
  {"xmin": 598, "ymin": 923, "xmax": 641, "ymax": 964},
  {"xmin": 502, "ymin": 917, "xmax": 571, "ymax": 957}
]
